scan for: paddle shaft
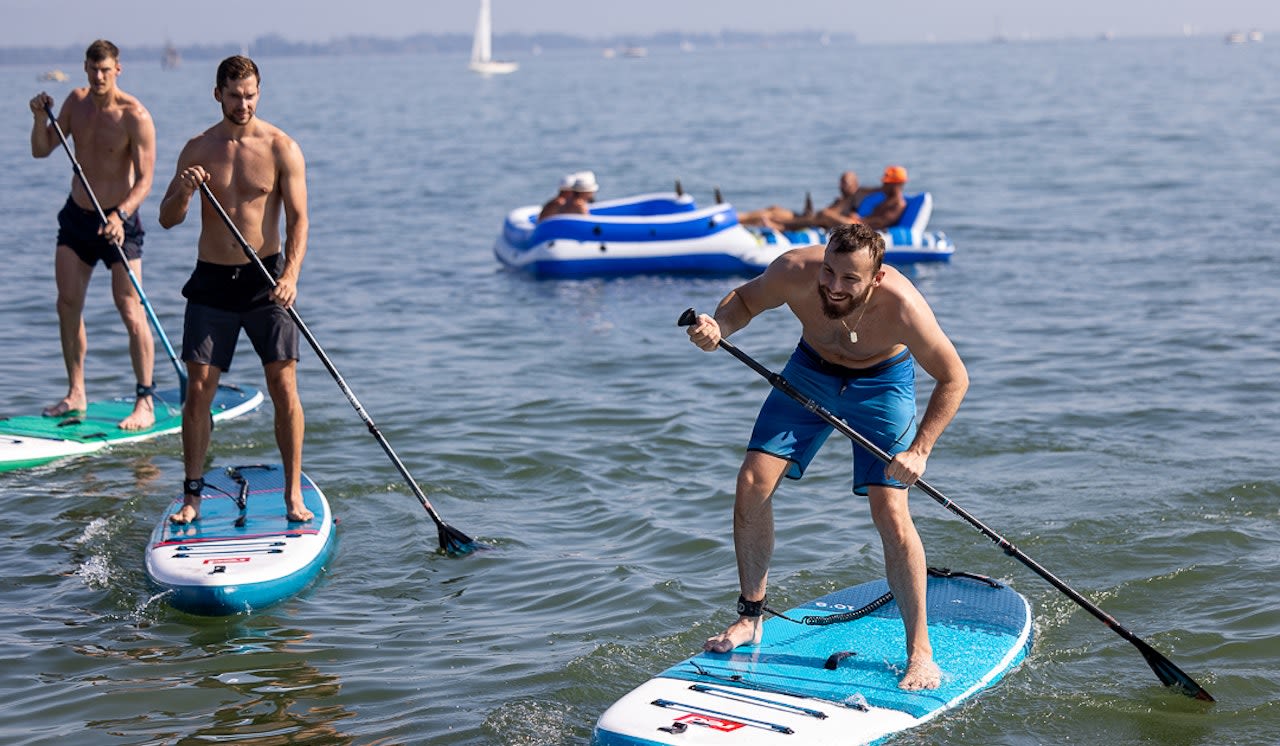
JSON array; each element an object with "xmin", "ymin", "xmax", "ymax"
[
  {"xmin": 196, "ymin": 182, "xmax": 472, "ymax": 550},
  {"xmin": 679, "ymin": 308, "xmax": 1213, "ymax": 701},
  {"xmin": 43, "ymin": 103, "xmax": 187, "ymax": 391}
]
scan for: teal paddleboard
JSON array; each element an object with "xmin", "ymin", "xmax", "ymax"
[
  {"xmin": 593, "ymin": 570, "xmax": 1032, "ymax": 745},
  {"xmin": 0, "ymin": 384, "xmax": 263, "ymax": 472}
]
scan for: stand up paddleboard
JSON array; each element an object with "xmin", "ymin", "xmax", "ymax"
[
  {"xmin": 145, "ymin": 463, "xmax": 336, "ymax": 616},
  {"xmin": 593, "ymin": 569, "xmax": 1032, "ymax": 746},
  {"xmin": 0, "ymin": 384, "xmax": 262, "ymax": 473}
]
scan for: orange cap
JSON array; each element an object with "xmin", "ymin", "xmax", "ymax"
[{"xmin": 882, "ymin": 166, "xmax": 908, "ymax": 184}]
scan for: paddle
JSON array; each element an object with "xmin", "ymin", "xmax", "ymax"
[
  {"xmin": 196, "ymin": 181, "xmax": 481, "ymax": 556},
  {"xmin": 677, "ymin": 308, "xmax": 1214, "ymax": 702},
  {"xmin": 42, "ymin": 103, "xmax": 188, "ymax": 400}
]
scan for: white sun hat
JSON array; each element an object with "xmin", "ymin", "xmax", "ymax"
[{"xmin": 570, "ymin": 170, "xmax": 598, "ymax": 193}]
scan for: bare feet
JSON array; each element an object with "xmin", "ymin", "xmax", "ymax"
[
  {"xmin": 703, "ymin": 616, "xmax": 764, "ymax": 653},
  {"xmin": 42, "ymin": 396, "xmax": 85, "ymax": 418},
  {"xmin": 285, "ymin": 494, "xmax": 314, "ymax": 523},
  {"xmin": 899, "ymin": 657, "xmax": 942, "ymax": 690},
  {"xmin": 169, "ymin": 499, "xmax": 200, "ymax": 525},
  {"xmin": 118, "ymin": 396, "xmax": 155, "ymax": 431}
]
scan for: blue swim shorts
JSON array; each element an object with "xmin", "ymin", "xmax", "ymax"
[{"xmin": 747, "ymin": 340, "xmax": 917, "ymax": 495}]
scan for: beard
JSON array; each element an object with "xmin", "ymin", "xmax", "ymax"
[
  {"xmin": 223, "ymin": 106, "xmax": 253, "ymax": 126},
  {"xmin": 818, "ymin": 282, "xmax": 873, "ymax": 320}
]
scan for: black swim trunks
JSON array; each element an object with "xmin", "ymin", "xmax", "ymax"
[
  {"xmin": 56, "ymin": 196, "xmax": 144, "ymax": 267},
  {"xmin": 180, "ymin": 254, "xmax": 284, "ymax": 312},
  {"xmin": 180, "ymin": 254, "xmax": 299, "ymax": 372}
]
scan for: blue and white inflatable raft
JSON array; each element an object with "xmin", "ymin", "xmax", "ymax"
[
  {"xmin": 494, "ymin": 190, "xmax": 953, "ymax": 279},
  {"xmin": 494, "ymin": 192, "xmax": 782, "ymax": 278}
]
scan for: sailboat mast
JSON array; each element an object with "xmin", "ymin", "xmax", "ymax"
[
  {"xmin": 468, "ymin": 0, "xmax": 516, "ymax": 74},
  {"xmin": 472, "ymin": 0, "xmax": 493, "ymax": 63}
]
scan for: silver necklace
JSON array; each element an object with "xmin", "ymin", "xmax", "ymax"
[{"xmin": 838, "ymin": 289, "xmax": 873, "ymax": 343}]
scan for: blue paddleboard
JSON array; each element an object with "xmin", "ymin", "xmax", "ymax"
[
  {"xmin": 593, "ymin": 570, "xmax": 1032, "ymax": 745},
  {"xmin": 144, "ymin": 463, "xmax": 336, "ymax": 616}
]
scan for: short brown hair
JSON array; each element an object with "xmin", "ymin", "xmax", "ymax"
[
  {"xmin": 85, "ymin": 40, "xmax": 120, "ymax": 63},
  {"xmin": 826, "ymin": 223, "xmax": 886, "ymax": 272},
  {"xmin": 216, "ymin": 55, "xmax": 261, "ymax": 90}
]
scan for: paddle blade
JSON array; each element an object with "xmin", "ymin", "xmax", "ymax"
[
  {"xmin": 437, "ymin": 523, "xmax": 484, "ymax": 557},
  {"xmin": 1135, "ymin": 638, "xmax": 1214, "ymax": 701}
]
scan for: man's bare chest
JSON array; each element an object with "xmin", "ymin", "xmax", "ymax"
[{"xmin": 205, "ymin": 143, "xmax": 277, "ymax": 199}]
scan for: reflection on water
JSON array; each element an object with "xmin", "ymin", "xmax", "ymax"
[{"xmin": 72, "ymin": 622, "xmax": 357, "ymax": 744}]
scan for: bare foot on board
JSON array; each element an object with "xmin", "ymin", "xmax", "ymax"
[
  {"xmin": 285, "ymin": 494, "xmax": 314, "ymax": 523},
  {"xmin": 169, "ymin": 502, "xmax": 200, "ymax": 525},
  {"xmin": 42, "ymin": 396, "xmax": 85, "ymax": 418},
  {"xmin": 899, "ymin": 657, "xmax": 942, "ymax": 691},
  {"xmin": 118, "ymin": 397, "xmax": 155, "ymax": 431},
  {"xmin": 703, "ymin": 616, "xmax": 764, "ymax": 653}
]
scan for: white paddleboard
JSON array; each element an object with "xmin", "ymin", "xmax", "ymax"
[{"xmin": 144, "ymin": 463, "xmax": 336, "ymax": 616}]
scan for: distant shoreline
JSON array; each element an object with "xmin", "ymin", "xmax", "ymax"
[
  {"xmin": 3, "ymin": 28, "xmax": 1243, "ymax": 68},
  {"xmin": 0, "ymin": 30, "xmax": 853, "ymax": 66}
]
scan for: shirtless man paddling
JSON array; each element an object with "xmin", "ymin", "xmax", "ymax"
[
  {"xmin": 685, "ymin": 223, "xmax": 969, "ymax": 691},
  {"xmin": 29, "ymin": 40, "xmax": 157, "ymax": 430},
  {"xmin": 158, "ymin": 55, "xmax": 312, "ymax": 524}
]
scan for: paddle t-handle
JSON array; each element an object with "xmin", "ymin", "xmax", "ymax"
[{"xmin": 677, "ymin": 308, "xmax": 699, "ymax": 327}]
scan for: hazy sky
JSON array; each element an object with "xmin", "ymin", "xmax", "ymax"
[{"xmin": 3, "ymin": 0, "xmax": 1277, "ymax": 48}]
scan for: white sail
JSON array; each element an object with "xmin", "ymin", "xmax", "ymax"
[{"xmin": 469, "ymin": 0, "xmax": 518, "ymax": 75}]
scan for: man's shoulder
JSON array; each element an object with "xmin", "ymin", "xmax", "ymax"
[
  {"xmin": 251, "ymin": 118, "xmax": 296, "ymax": 144},
  {"xmin": 177, "ymin": 124, "xmax": 225, "ymax": 157},
  {"xmin": 780, "ymin": 244, "xmax": 825, "ymax": 268},
  {"xmin": 119, "ymin": 90, "xmax": 151, "ymax": 114},
  {"xmin": 61, "ymin": 87, "xmax": 92, "ymax": 115},
  {"xmin": 251, "ymin": 119, "xmax": 303, "ymax": 159},
  {"xmin": 186, "ymin": 124, "xmax": 221, "ymax": 144},
  {"xmin": 880, "ymin": 266, "xmax": 931, "ymax": 310},
  {"xmin": 764, "ymin": 246, "xmax": 823, "ymax": 286},
  {"xmin": 115, "ymin": 91, "xmax": 154, "ymax": 127}
]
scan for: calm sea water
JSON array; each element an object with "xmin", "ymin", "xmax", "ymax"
[{"xmin": 2, "ymin": 37, "xmax": 1278, "ymax": 745}]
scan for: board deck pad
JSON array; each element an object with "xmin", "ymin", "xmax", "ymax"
[
  {"xmin": 145, "ymin": 464, "xmax": 335, "ymax": 616},
  {"xmin": 593, "ymin": 571, "xmax": 1032, "ymax": 745},
  {"xmin": 0, "ymin": 384, "xmax": 262, "ymax": 472}
]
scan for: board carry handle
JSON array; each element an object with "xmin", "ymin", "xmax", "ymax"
[{"xmin": 677, "ymin": 307, "xmax": 1214, "ymax": 702}]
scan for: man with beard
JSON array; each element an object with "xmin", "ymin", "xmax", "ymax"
[
  {"xmin": 29, "ymin": 39, "xmax": 157, "ymax": 430},
  {"xmin": 158, "ymin": 55, "xmax": 312, "ymax": 525},
  {"xmin": 683, "ymin": 222, "xmax": 968, "ymax": 691}
]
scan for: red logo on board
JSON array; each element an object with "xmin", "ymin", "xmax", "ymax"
[
  {"xmin": 676, "ymin": 713, "xmax": 744, "ymax": 732},
  {"xmin": 202, "ymin": 557, "xmax": 251, "ymax": 564}
]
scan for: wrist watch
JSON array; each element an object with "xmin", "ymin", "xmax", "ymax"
[{"xmin": 115, "ymin": 207, "xmax": 130, "ymax": 222}]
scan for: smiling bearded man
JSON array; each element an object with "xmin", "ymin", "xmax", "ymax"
[{"xmin": 684, "ymin": 222, "xmax": 970, "ymax": 691}]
